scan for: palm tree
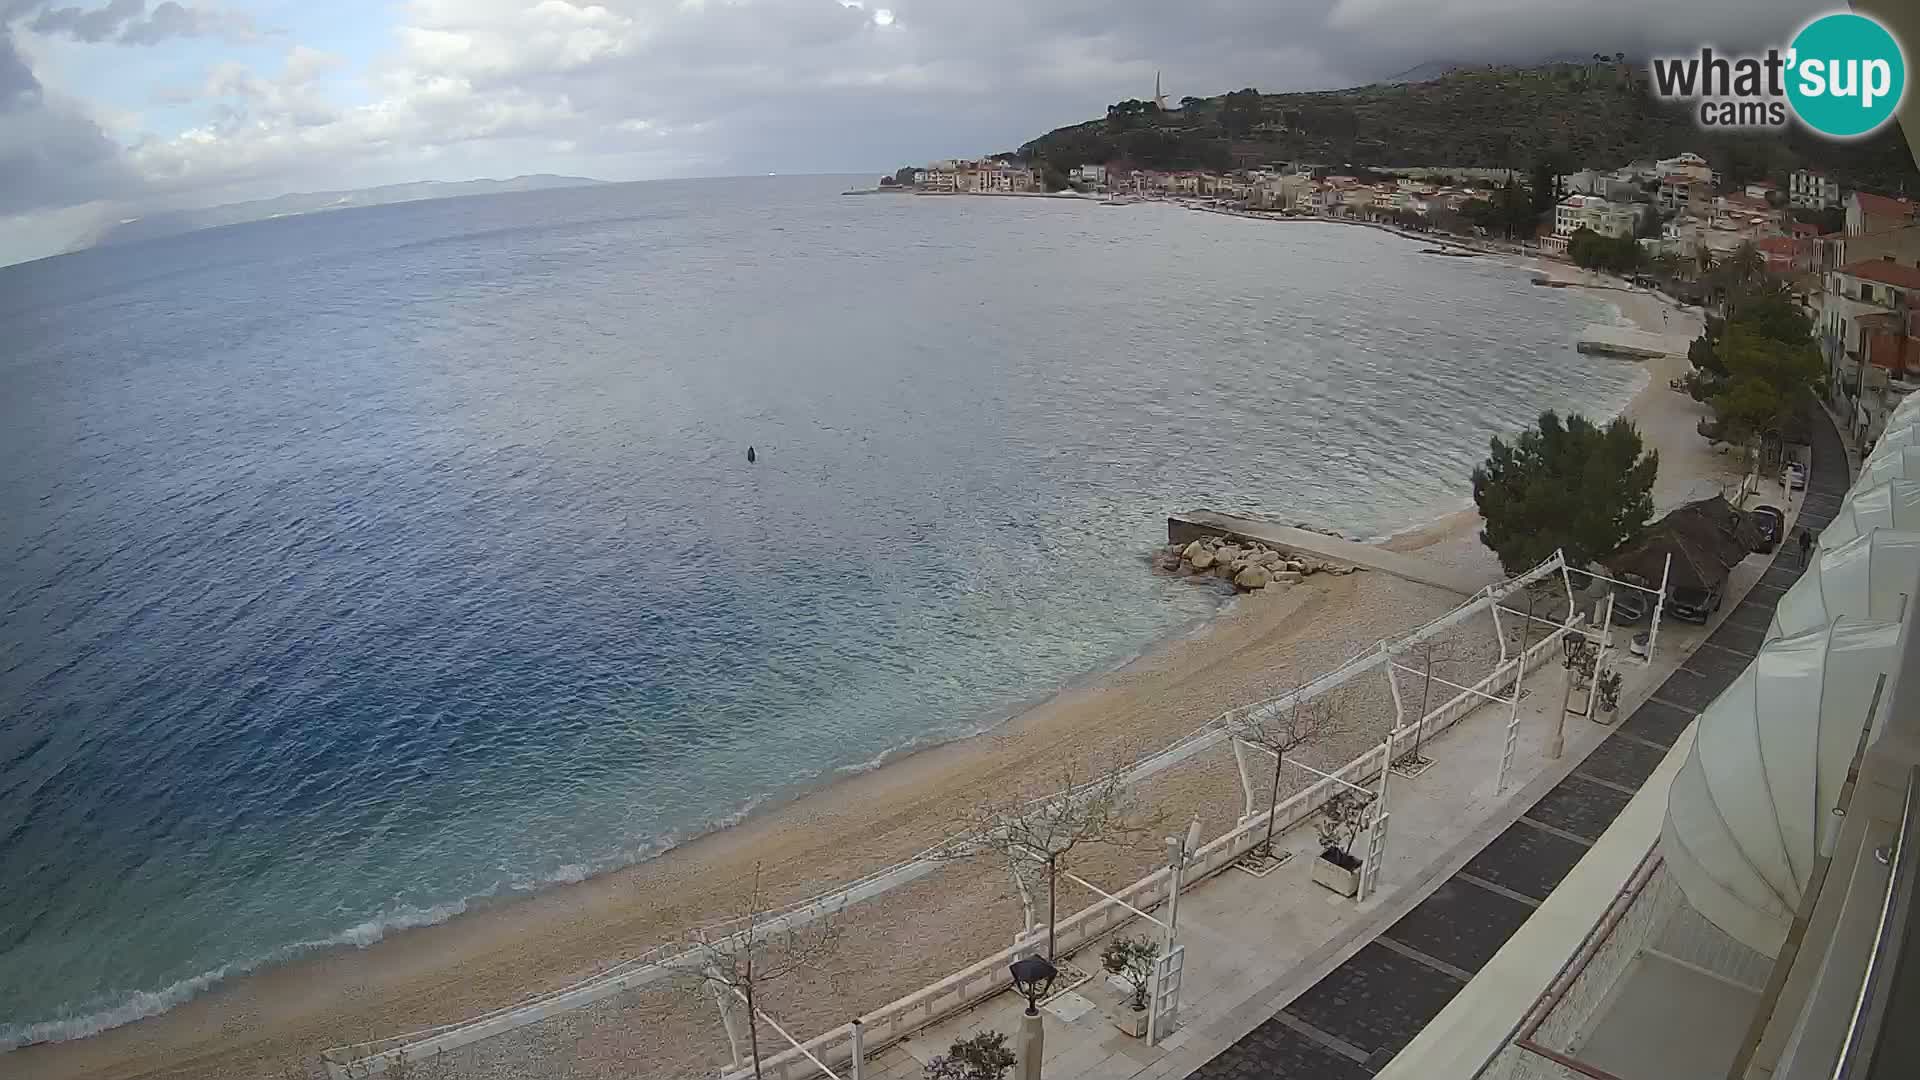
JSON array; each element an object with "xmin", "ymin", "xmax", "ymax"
[{"xmin": 1726, "ymin": 240, "xmax": 1765, "ymax": 285}]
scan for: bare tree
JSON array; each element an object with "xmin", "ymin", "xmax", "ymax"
[
  {"xmin": 1394, "ymin": 636, "xmax": 1467, "ymax": 767},
  {"xmin": 941, "ymin": 761, "xmax": 1160, "ymax": 962},
  {"xmin": 1229, "ymin": 675, "xmax": 1356, "ymax": 861},
  {"xmin": 674, "ymin": 865, "xmax": 844, "ymax": 1080}
]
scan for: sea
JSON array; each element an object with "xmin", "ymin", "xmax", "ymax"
[{"xmin": 0, "ymin": 175, "xmax": 1640, "ymax": 1047}]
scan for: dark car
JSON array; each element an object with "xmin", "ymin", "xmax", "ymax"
[
  {"xmin": 1668, "ymin": 581, "xmax": 1724, "ymax": 623},
  {"xmin": 1750, "ymin": 505, "xmax": 1785, "ymax": 553},
  {"xmin": 1609, "ymin": 589, "xmax": 1651, "ymax": 625}
]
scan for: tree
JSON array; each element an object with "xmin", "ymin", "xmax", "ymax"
[
  {"xmin": 1720, "ymin": 241, "xmax": 1766, "ymax": 291},
  {"xmin": 1472, "ymin": 411, "xmax": 1659, "ymax": 576},
  {"xmin": 1221, "ymin": 87, "xmax": 1262, "ymax": 137},
  {"xmin": 927, "ymin": 1031, "xmax": 1017, "ymax": 1080},
  {"xmin": 1529, "ymin": 161, "xmax": 1562, "ymax": 217},
  {"xmin": 1709, "ymin": 326, "xmax": 1824, "ymax": 443},
  {"xmin": 1100, "ymin": 936, "xmax": 1160, "ymax": 1012},
  {"xmin": 943, "ymin": 763, "xmax": 1159, "ymax": 961},
  {"xmin": 1315, "ymin": 789, "xmax": 1373, "ymax": 869},
  {"xmin": 678, "ymin": 866, "xmax": 844, "ymax": 1080},
  {"xmin": 1395, "ymin": 636, "xmax": 1465, "ymax": 766},
  {"xmin": 1567, "ymin": 227, "xmax": 1643, "ymax": 273},
  {"xmin": 1227, "ymin": 673, "xmax": 1355, "ymax": 861},
  {"xmin": 895, "ymin": 166, "xmax": 918, "ymax": 187}
]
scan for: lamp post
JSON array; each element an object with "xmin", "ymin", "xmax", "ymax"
[{"xmin": 1009, "ymin": 954, "xmax": 1058, "ymax": 1080}]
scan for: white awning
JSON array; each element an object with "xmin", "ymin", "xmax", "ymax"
[
  {"xmin": 1770, "ymin": 531, "xmax": 1920, "ymax": 640},
  {"xmin": 1867, "ymin": 423, "xmax": 1920, "ymax": 463},
  {"xmin": 1862, "ymin": 446, "xmax": 1920, "ymax": 489},
  {"xmin": 1817, "ymin": 479, "xmax": 1920, "ymax": 551},
  {"xmin": 1662, "ymin": 619, "xmax": 1902, "ymax": 956}
]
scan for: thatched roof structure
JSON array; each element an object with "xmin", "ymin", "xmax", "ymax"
[{"xmin": 1607, "ymin": 495, "xmax": 1759, "ymax": 591}]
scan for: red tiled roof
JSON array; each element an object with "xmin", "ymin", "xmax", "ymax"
[
  {"xmin": 1855, "ymin": 192, "xmax": 1916, "ymax": 223},
  {"xmin": 1756, "ymin": 236, "xmax": 1795, "ymax": 254},
  {"xmin": 1838, "ymin": 259, "xmax": 1920, "ymax": 290}
]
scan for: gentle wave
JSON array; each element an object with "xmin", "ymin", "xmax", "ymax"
[{"xmin": 0, "ymin": 180, "xmax": 1638, "ymax": 1044}]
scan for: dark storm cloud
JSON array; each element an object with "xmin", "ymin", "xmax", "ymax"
[
  {"xmin": 0, "ymin": 28, "xmax": 136, "ymax": 214},
  {"xmin": 17, "ymin": 0, "xmax": 252, "ymax": 46},
  {"xmin": 0, "ymin": 0, "xmax": 1837, "ymax": 228}
]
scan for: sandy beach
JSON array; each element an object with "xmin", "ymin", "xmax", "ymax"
[{"xmin": 9, "ymin": 248, "xmax": 1724, "ymax": 1080}]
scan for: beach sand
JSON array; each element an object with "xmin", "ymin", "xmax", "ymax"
[{"xmin": 10, "ymin": 260, "xmax": 1728, "ymax": 1080}]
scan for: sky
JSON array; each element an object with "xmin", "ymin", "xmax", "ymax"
[{"xmin": 0, "ymin": 0, "xmax": 1828, "ymax": 263}]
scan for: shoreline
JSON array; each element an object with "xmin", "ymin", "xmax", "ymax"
[{"xmin": 9, "ymin": 230, "xmax": 1706, "ymax": 1080}]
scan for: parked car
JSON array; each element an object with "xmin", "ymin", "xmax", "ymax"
[
  {"xmin": 1668, "ymin": 581, "xmax": 1725, "ymax": 623},
  {"xmin": 1749, "ymin": 505, "xmax": 1785, "ymax": 553},
  {"xmin": 1783, "ymin": 462, "xmax": 1807, "ymax": 491},
  {"xmin": 1609, "ymin": 588, "xmax": 1651, "ymax": 625}
]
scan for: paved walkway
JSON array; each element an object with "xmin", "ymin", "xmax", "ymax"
[
  {"xmin": 1180, "ymin": 400, "xmax": 1848, "ymax": 1080},
  {"xmin": 1167, "ymin": 512, "xmax": 1493, "ymax": 596}
]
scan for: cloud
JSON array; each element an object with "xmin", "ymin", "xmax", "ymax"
[
  {"xmin": 17, "ymin": 0, "xmax": 257, "ymax": 46},
  {"xmin": 0, "ymin": 27, "xmax": 137, "ymax": 215},
  {"xmin": 0, "ymin": 0, "xmax": 1843, "ymax": 241}
]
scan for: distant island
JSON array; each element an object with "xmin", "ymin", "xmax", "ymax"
[{"xmin": 82, "ymin": 174, "xmax": 604, "ymax": 251}]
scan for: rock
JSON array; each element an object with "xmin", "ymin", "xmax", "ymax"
[
  {"xmin": 1235, "ymin": 565, "xmax": 1271, "ymax": 590},
  {"xmin": 1253, "ymin": 550, "xmax": 1281, "ymax": 566},
  {"xmin": 1215, "ymin": 546, "xmax": 1242, "ymax": 564},
  {"xmin": 1271, "ymin": 570, "xmax": 1303, "ymax": 584},
  {"xmin": 1189, "ymin": 548, "xmax": 1216, "ymax": 570},
  {"xmin": 1153, "ymin": 551, "xmax": 1181, "ymax": 571},
  {"xmin": 1213, "ymin": 563, "xmax": 1236, "ymax": 579},
  {"xmin": 1182, "ymin": 540, "xmax": 1207, "ymax": 562},
  {"xmin": 1284, "ymin": 561, "xmax": 1309, "ymax": 574}
]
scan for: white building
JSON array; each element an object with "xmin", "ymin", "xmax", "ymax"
[
  {"xmin": 1069, "ymin": 164, "xmax": 1106, "ymax": 187},
  {"xmin": 1790, "ymin": 169, "xmax": 1841, "ymax": 210},
  {"xmin": 1656, "ymin": 151, "xmax": 1713, "ymax": 183},
  {"xmin": 1553, "ymin": 194, "xmax": 1639, "ymax": 239}
]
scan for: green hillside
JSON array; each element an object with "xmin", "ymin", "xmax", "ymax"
[{"xmin": 1019, "ymin": 62, "xmax": 1917, "ymax": 193}]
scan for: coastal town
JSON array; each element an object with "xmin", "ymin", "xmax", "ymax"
[{"xmin": 877, "ymin": 148, "xmax": 1920, "ymax": 457}]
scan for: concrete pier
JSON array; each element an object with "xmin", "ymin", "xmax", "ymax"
[
  {"xmin": 1575, "ymin": 323, "xmax": 1691, "ymax": 360},
  {"xmin": 1168, "ymin": 510, "xmax": 1495, "ymax": 596}
]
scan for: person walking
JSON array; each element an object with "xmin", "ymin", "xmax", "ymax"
[{"xmin": 1798, "ymin": 527, "xmax": 1813, "ymax": 567}]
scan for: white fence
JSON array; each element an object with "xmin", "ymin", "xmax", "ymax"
[
  {"xmin": 715, "ymin": 612, "xmax": 1577, "ymax": 1080},
  {"xmin": 324, "ymin": 555, "xmax": 1576, "ymax": 1079}
]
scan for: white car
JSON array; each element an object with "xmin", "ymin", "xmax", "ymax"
[{"xmin": 1783, "ymin": 462, "xmax": 1807, "ymax": 491}]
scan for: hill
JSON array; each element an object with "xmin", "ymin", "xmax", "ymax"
[
  {"xmin": 85, "ymin": 174, "xmax": 603, "ymax": 250},
  {"xmin": 1019, "ymin": 62, "xmax": 1917, "ymax": 193}
]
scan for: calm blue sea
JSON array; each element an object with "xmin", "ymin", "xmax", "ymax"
[{"xmin": 0, "ymin": 175, "xmax": 1637, "ymax": 1046}]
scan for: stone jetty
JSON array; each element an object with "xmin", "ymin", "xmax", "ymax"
[{"xmin": 1152, "ymin": 534, "xmax": 1357, "ymax": 591}]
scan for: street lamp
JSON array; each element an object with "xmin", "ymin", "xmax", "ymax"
[
  {"xmin": 1008, "ymin": 954, "xmax": 1057, "ymax": 1014},
  {"xmin": 1008, "ymin": 954, "xmax": 1058, "ymax": 1080}
]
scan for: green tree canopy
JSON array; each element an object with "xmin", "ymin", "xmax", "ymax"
[
  {"xmin": 1567, "ymin": 227, "xmax": 1644, "ymax": 273},
  {"xmin": 1472, "ymin": 411, "xmax": 1659, "ymax": 575},
  {"xmin": 1708, "ymin": 325, "xmax": 1825, "ymax": 442}
]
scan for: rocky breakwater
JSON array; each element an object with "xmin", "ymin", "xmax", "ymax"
[{"xmin": 1152, "ymin": 535, "xmax": 1358, "ymax": 592}]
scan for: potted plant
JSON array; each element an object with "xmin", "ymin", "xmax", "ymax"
[
  {"xmin": 1099, "ymin": 935, "xmax": 1160, "ymax": 1037},
  {"xmin": 1310, "ymin": 790, "xmax": 1372, "ymax": 898},
  {"xmin": 925, "ymin": 1030, "xmax": 1016, "ymax": 1080}
]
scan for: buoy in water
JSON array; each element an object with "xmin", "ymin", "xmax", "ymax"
[{"xmin": 746, "ymin": 446, "xmax": 756, "ymax": 464}]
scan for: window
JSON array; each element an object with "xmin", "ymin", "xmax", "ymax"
[{"xmin": 1863, "ymin": 283, "xmax": 1876, "ymax": 302}]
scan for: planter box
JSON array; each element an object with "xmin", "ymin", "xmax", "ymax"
[
  {"xmin": 1312, "ymin": 854, "xmax": 1360, "ymax": 898},
  {"xmin": 1108, "ymin": 1006, "xmax": 1150, "ymax": 1038}
]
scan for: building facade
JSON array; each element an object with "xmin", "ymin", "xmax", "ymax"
[{"xmin": 1790, "ymin": 169, "xmax": 1841, "ymax": 210}]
